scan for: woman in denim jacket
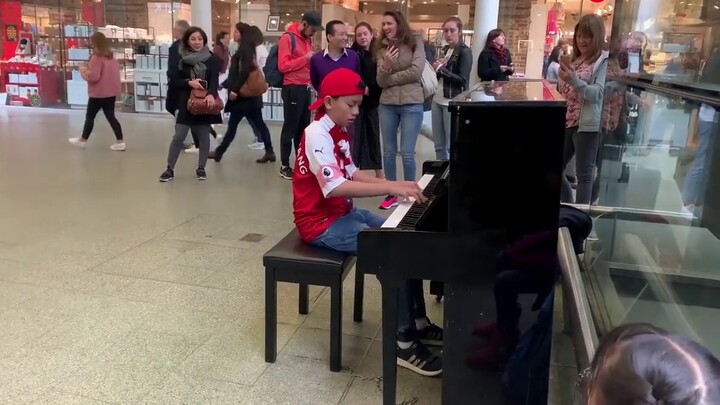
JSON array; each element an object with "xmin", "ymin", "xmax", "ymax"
[{"xmin": 557, "ymin": 14, "xmax": 609, "ymax": 204}]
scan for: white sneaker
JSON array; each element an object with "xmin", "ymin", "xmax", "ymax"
[
  {"xmin": 110, "ymin": 142, "xmax": 126, "ymax": 151},
  {"xmin": 69, "ymin": 137, "xmax": 86, "ymax": 148},
  {"xmin": 184, "ymin": 146, "xmax": 199, "ymax": 154},
  {"xmin": 248, "ymin": 142, "xmax": 264, "ymax": 150}
]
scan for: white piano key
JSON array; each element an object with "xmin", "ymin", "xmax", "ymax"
[{"xmin": 381, "ymin": 174, "xmax": 434, "ymax": 229}]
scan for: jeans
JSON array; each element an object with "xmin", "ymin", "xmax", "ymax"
[
  {"xmin": 280, "ymin": 85, "xmax": 311, "ymax": 167},
  {"xmin": 561, "ymin": 128, "xmax": 600, "ymax": 204},
  {"xmin": 431, "ymin": 101, "xmax": 451, "ymax": 160},
  {"xmin": 167, "ymin": 124, "xmax": 210, "ymax": 169},
  {"xmin": 215, "ymin": 107, "xmax": 274, "ymax": 157},
  {"xmin": 682, "ymin": 120, "xmax": 715, "ymax": 205},
  {"xmin": 378, "ymin": 103, "xmax": 423, "ymax": 181},
  {"xmin": 82, "ymin": 96, "xmax": 123, "ymax": 140},
  {"xmin": 311, "ymin": 208, "xmax": 426, "ymax": 339}
]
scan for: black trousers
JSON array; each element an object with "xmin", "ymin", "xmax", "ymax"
[
  {"xmin": 215, "ymin": 106, "xmax": 274, "ymax": 157},
  {"xmin": 279, "ymin": 84, "xmax": 311, "ymax": 167},
  {"xmin": 82, "ymin": 96, "xmax": 123, "ymax": 140}
]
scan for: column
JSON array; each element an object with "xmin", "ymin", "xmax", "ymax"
[
  {"xmin": 191, "ymin": 0, "xmax": 213, "ymax": 40},
  {"xmin": 470, "ymin": 0, "xmax": 500, "ymax": 86}
]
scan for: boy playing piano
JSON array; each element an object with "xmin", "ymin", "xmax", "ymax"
[{"xmin": 292, "ymin": 68, "xmax": 443, "ymax": 377}]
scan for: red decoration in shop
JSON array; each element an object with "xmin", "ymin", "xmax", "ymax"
[
  {"xmin": 0, "ymin": 0, "xmax": 22, "ymax": 59},
  {"xmin": 546, "ymin": 10, "xmax": 559, "ymax": 35},
  {"xmin": 590, "ymin": 0, "xmax": 603, "ymax": 2}
]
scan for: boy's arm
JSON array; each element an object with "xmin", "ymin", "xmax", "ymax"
[
  {"xmin": 303, "ymin": 128, "xmax": 424, "ymax": 201},
  {"xmin": 352, "ymin": 170, "xmax": 387, "ymax": 184}
]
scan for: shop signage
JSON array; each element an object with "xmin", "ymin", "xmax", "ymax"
[{"xmin": 5, "ymin": 24, "xmax": 18, "ymax": 42}]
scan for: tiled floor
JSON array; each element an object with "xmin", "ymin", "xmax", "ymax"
[{"xmin": 0, "ymin": 107, "xmax": 442, "ymax": 404}]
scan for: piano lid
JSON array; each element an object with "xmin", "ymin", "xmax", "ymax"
[{"xmin": 449, "ymin": 79, "xmax": 565, "ymax": 107}]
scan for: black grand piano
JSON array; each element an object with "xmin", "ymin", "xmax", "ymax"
[{"xmin": 358, "ymin": 80, "xmax": 567, "ymax": 404}]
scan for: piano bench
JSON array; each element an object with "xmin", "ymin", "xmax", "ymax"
[{"xmin": 263, "ymin": 228, "xmax": 358, "ymax": 372}]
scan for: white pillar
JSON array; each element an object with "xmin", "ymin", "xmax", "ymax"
[
  {"xmin": 471, "ymin": 0, "xmax": 500, "ymax": 86},
  {"xmin": 191, "ymin": 0, "xmax": 213, "ymax": 42}
]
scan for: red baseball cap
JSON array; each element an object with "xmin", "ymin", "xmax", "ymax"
[{"xmin": 308, "ymin": 68, "xmax": 366, "ymax": 112}]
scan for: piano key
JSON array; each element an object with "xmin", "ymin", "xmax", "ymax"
[{"xmin": 381, "ymin": 174, "xmax": 435, "ymax": 229}]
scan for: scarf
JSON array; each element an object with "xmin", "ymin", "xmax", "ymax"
[
  {"xmin": 492, "ymin": 44, "xmax": 507, "ymax": 65},
  {"xmin": 179, "ymin": 45, "xmax": 212, "ymax": 80}
]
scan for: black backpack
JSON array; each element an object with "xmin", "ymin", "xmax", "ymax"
[{"xmin": 263, "ymin": 32, "xmax": 296, "ymax": 88}]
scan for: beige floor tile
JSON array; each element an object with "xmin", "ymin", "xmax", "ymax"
[
  {"xmin": 144, "ymin": 372, "xmax": 250, "ymax": 404},
  {"xmin": 240, "ymin": 354, "xmax": 352, "ymax": 405},
  {"xmin": 280, "ymin": 327, "xmax": 373, "ymax": 370},
  {"xmin": 0, "ymin": 259, "xmax": 87, "ymax": 288},
  {"xmin": 30, "ymin": 390, "xmax": 107, "ymax": 404},
  {"xmin": 178, "ymin": 320, "xmax": 297, "ymax": 385},
  {"xmin": 0, "ymin": 280, "xmax": 47, "ymax": 312}
]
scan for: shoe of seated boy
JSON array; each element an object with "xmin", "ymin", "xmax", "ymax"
[
  {"xmin": 465, "ymin": 327, "xmax": 520, "ymax": 371},
  {"xmin": 397, "ymin": 341, "xmax": 442, "ymax": 377},
  {"xmin": 416, "ymin": 317, "xmax": 443, "ymax": 347}
]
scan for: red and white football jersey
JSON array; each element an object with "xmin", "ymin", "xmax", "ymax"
[{"xmin": 293, "ymin": 114, "xmax": 357, "ymax": 243}]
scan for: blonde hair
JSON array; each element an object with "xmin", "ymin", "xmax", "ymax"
[
  {"xmin": 572, "ymin": 14, "xmax": 605, "ymax": 63},
  {"xmin": 90, "ymin": 32, "xmax": 113, "ymax": 59}
]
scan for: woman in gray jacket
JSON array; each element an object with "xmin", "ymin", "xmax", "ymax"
[
  {"xmin": 375, "ymin": 11, "xmax": 426, "ymax": 210},
  {"xmin": 557, "ymin": 14, "xmax": 608, "ymax": 204}
]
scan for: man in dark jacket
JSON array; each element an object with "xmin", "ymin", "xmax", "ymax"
[{"xmin": 165, "ymin": 20, "xmax": 190, "ymax": 115}]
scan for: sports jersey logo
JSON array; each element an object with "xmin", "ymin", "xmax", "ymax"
[{"xmin": 322, "ymin": 167, "xmax": 333, "ymax": 179}]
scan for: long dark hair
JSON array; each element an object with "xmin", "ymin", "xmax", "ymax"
[
  {"xmin": 90, "ymin": 31, "xmax": 113, "ymax": 58},
  {"xmin": 375, "ymin": 11, "xmax": 415, "ymax": 53},
  {"xmin": 245, "ymin": 25, "xmax": 264, "ymax": 48},
  {"xmin": 484, "ymin": 28, "xmax": 504, "ymax": 50},
  {"xmin": 232, "ymin": 22, "xmax": 256, "ymax": 69},
  {"xmin": 585, "ymin": 323, "xmax": 720, "ymax": 404}
]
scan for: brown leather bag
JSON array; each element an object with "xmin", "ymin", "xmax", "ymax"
[
  {"xmin": 239, "ymin": 67, "xmax": 268, "ymax": 98},
  {"xmin": 187, "ymin": 88, "xmax": 223, "ymax": 115}
]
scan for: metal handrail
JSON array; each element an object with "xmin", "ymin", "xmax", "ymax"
[
  {"xmin": 565, "ymin": 204, "xmax": 694, "ymax": 225},
  {"xmin": 558, "ymin": 227, "xmax": 599, "ymax": 369}
]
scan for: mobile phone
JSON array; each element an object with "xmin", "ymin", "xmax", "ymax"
[
  {"xmin": 199, "ymin": 79, "xmax": 208, "ymax": 88},
  {"xmin": 560, "ymin": 55, "xmax": 571, "ymax": 66}
]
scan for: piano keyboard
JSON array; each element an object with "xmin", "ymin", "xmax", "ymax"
[{"xmin": 381, "ymin": 174, "xmax": 435, "ymax": 229}]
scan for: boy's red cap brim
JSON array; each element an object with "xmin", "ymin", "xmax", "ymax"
[{"xmin": 309, "ymin": 68, "xmax": 366, "ymax": 111}]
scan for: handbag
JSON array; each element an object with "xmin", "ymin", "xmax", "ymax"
[
  {"xmin": 420, "ymin": 60, "xmax": 438, "ymax": 99},
  {"xmin": 239, "ymin": 66, "xmax": 268, "ymax": 97},
  {"xmin": 187, "ymin": 87, "xmax": 223, "ymax": 115}
]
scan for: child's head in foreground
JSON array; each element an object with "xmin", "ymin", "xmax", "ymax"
[
  {"xmin": 308, "ymin": 68, "xmax": 365, "ymax": 128},
  {"xmin": 582, "ymin": 323, "xmax": 720, "ymax": 405}
]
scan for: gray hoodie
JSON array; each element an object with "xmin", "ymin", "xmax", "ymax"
[{"xmin": 568, "ymin": 51, "xmax": 609, "ymax": 132}]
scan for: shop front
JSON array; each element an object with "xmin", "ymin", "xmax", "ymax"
[{"xmin": 0, "ymin": 0, "xmax": 238, "ymax": 111}]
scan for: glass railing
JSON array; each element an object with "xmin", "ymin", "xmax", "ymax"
[{"xmin": 581, "ymin": 78, "xmax": 720, "ymax": 358}]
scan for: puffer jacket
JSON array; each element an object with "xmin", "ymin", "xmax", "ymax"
[{"xmin": 376, "ymin": 37, "xmax": 425, "ymax": 105}]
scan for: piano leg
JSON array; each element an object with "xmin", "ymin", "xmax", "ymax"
[
  {"xmin": 353, "ymin": 267, "xmax": 364, "ymax": 322},
  {"xmin": 380, "ymin": 277, "xmax": 399, "ymax": 405},
  {"xmin": 265, "ymin": 268, "xmax": 278, "ymax": 363},
  {"xmin": 298, "ymin": 284, "xmax": 309, "ymax": 315}
]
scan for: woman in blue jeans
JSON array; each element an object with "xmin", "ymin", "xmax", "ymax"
[
  {"xmin": 375, "ymin": 11, "xmax": 426, "ymax": 210},
  {"xmin": 682, "ymin": 106, "xmax": 716, "ymax": 210}
]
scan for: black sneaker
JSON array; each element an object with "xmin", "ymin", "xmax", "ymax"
[
  {"xmin": 396, "ymin": 341, "xmax": 442, "ymax": 377},
  {"xmin": 279, "ymin": 166, "xmax": 293, "ymax": 180},
  {"xmin": 159, "ymin": 168, "xmax": 174, "ymax": 182},
  {"xmin": 196, "ymin": 167, "xmax": 207, "ymax": 181},
  {"xmin": 417, "ymin": 319, "xmax": 444, "ymax": 347}
]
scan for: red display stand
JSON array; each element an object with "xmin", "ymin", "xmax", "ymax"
[{"xmin": 0, "ymin": 62, "xmax": 61, "ymax": 106}]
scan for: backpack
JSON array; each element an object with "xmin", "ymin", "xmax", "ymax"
[
  {"xmin": 263, "ymin": 33, "xmax": 296, "ymax": 88},
  {"xmin": 501, "ymin": 290, "xmax": 554, "ymax": 405}
]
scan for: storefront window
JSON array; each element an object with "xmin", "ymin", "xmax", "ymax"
[
  {"xmin": 1, "ymin": 0, "xmax": 239, "ymax": 111},
  {"xmin": 611, "ymin": 0, "xmax": 720, "ymax": 90}
]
